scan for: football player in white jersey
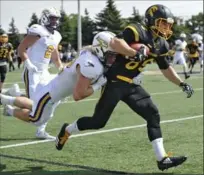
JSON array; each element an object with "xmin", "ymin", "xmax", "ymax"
[
  {"xmin": 0, "ymin": 31, "xmax": 141, "ymax": 139},
  {"xmin": 6, "ymin": 7, "xmax": 64, "ymax": 139},
  {"xmin": 0, "ymin": 32, "xmax": 120, "ymax": 137},
  {"xmin": 198, "ymin": 40, "xmax": 203, "ymax": 73},
  {"xmin": 172, "ymin": 33, "xmax": 190, "ymax": 79},
  {"xmin": 191, "ymin": 33, "xmax": 203, "ymax": 73}
]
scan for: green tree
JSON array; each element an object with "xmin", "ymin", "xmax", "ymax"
[
  {"xmin": 186, "ymin": 12, "xmax": 203, "ymax": 34},
  {"xmin": 58, "ymin": 10, "xmax": 72, "ymax": 49},
  {"xmin": 28, "ymin": 13, "xmax": 39, "ymax": 27},
  {"xmin": 82, "ymin": 8, "xmax": 96, "ymax": 46},
  {"xmin": 95, "ymin": 0, "xmax": 124, "ymax": 34},
  {"xmin": 0, "ymin": 25, "xmax": 5, "ymax": 35},
  {"xmin": 8, "ymin": 17, "xmax": 20, "ymax": 48},
  {"xmin": 128, "ymin": 7, "xmax": 143, "ymax": 24}
]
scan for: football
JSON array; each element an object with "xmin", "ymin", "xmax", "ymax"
[{"xmin": 129, "ymin": 43, "xmax": 150, "ymax": 55}]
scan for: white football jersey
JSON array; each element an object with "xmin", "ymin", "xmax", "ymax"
[
  {"xmin": 175, "ymin": 40, "xmax": 187, "ymax": 51},
  {"xmin": 27, "ymin": 24, "xmax": 62, "ymax": 71},
  {"xmin": 49, "ymin": 50, "xmax": 104, "ymax": 102}
]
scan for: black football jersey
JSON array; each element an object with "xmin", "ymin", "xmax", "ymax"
[
  {"xmin": 106, "ymin": 23, "xmax": 170, "ymax": 82},
  {"xmin": 0, "ymin": 42, "xmax": 13, "ymax": 62},
  {"xmin": 186, "ymin": 43, "xmax": 199, "ymax": 58}
]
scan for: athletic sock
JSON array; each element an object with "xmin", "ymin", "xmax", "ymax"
[
  {"xmin": 0, "ymin": 94, "xmax": 16, "ymax": 105},
  {"xmin": 151, "ymin": 138, "xmax": 167, "ymax": 161},
  {"xmin": 65, "ymin": 120, "xmax": 79, "ymax": 134}
]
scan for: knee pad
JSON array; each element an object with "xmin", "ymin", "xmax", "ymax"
[{"xmin": 146, "ymin": 103, "xmax": 160, "ymax": 128}]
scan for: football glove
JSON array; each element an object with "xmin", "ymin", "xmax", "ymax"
[
  {"xmin": 24, "ymin": 59, "xmax": 39, "ymax": 72},
  {"xmin": 179, "ymin": 82, "xmax": 194, "ymax": 98},
  {"xmin": 132, "ymin": 46, "xmax": 148, "ymax": 62}
]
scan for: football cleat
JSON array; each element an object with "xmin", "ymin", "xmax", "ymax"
[
  {"xmin": 157, "ymin": 155, "xmax": 187, "ymax": 171},
  {"xmin": 4, "ymin": 84, "xmax": 21, "ymax": 97},
  {"xmin": 56, "ymin": 123, "xmax": 70, "ymax": 150},
  {"xmin": 36, "ymin": 130, "xmax": 56, "ymax": 140},
  {"xmin": 3, "ymin": 105, "xmax": 12, "ymax": 117}
]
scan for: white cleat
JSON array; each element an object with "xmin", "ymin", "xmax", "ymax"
[
  {"xmin": 4, "ymin": 84, "xmax": 21, "ymax": 97},
  {"xmin": 3, "ymin": 105, "xmax": 12, "ymax": 117},
  {"xmin": 36, "ymin": 130, "xmax": 56, "ymax": 140}
]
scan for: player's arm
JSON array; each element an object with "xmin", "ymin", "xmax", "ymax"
[
  {"xmin": 109, "ymin": 26, "xmax": 141, "ymax": 57},
  {"xmin": 18, "ymin": 35, "xmax": 39, "ymax": 62},
  {"xmin": 7, "ymin": 44, "xmax": 13, "ymax": 61},
  {"xmin": 156, "ymin": 42, "xmax": 183, "ymax": 86},
  {"xmin": 109, "ymin": 37, "xmax": 136, "ymax": 57},
  {"xmin": 51, "ymin": 48, "xmax": 63, "ymax": 71},
  {"xmin": 73, "ymin": 65, "xmax": 95, "ymax": 101}
]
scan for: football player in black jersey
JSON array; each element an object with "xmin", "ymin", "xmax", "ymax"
[
  {"xmin": 0, "ymin": 34, "xmax": 13, "ymax": 98},
  {"xmin": 56, "ymin": 4, "xmax": 194, "ymax": 171}
]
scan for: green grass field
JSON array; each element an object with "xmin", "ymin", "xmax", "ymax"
[{"xmin": 0, "ymin": 63, "xmax": 203, "ymax": 175}]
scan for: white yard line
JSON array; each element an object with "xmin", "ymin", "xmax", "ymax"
[
  {"xmin": 0, "ymin": 114, "xmax": 203, "ymax": 149},
  {"xmin": 63, "ymin": 88, "xmax": 203, "ymax": 104}
]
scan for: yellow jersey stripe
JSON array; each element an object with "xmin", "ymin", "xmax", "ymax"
[
  {"xmin": 116, "ymin": 75, "xmax": 133, "ymax": 83},
  {"xmin": 29, "ymin": 92, "xmax": 51, "ymax": 122},
  {"xmin": 125, "ymin": 26, "xmax": 139, "ymax": 42},
  {"xmin": 23, "ymin": 68, "xmax": 30, "ymax": 98}
]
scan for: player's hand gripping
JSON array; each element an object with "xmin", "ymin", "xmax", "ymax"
[
  {"xmin": 179, "ymin": 82, "xmax": 194, "ymax": 98},
  {"xmin": 24, "ymin": 59, "xmax": 39, "ymax": 72},
  {"xmin": 133, "ymin": 46, "xmax": 148, "ymax": 62}
]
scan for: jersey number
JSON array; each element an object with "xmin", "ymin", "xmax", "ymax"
[
  {"xmin": 44, "ymin": 45, "xmax": 54, "ymax": 59},
  {"xmin": 0, "ymin": 49, "xmax": 8, "ymax": 58},
  {"xmin": 125, "ymin": 58, "xmax": 154, "ymax": 72}
]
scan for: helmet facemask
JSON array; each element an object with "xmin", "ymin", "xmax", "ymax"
[
  {"xmin": 94, "ymin": 47, "xmax": 117, "ymax": 68},
  {"xmin": 150, "ymin": 18, "xmax": 174, "ymax": 40},
  {"xmin": 40, "ymin": 8, "xmax": 61, "ymax": 32}
]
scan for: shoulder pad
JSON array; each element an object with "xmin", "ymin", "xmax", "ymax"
[
  {"xmin": 28, "ymin": 24, "xmax": 48, "ymax": 37},
  {"xmin": 79, "ymin": 52, "xmax": 103, "ymax": 79}
]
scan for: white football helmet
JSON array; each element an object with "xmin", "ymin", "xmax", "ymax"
[
  {"xmin": 40, "ymin": 7, "xmax": 61, "ymax": 29},
  {"xmin": 92, "ymin": 31, "xmax": 117, "ymax": 67},
  {"xmin": 180, "ymin": 33, "xmax": 186, "ymax": 39}
]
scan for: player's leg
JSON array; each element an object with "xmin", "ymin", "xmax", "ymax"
[
  {"xmin": 0, "ymin": 94, "xmax": 33, "ymax": 110},
  {"xmin": 190, "ymin": 58, "xmax": 197, "ymax": 73},
  {"xmin": 0, "ymin": 65, "xmax": 7, "ymax": 101},
  {"xmin": 122, "ymin": 85, "xmax": 187, "ymax": 170},
  {"xmin": 180, "ymin": 56, "xmax": 190, "ymax": 79},
  {"xmin": 199, "ymin": 56, "xmax": 203, "ymax": 73},
  {"xmin": 3, "ymin": 104, "xmax": 31, "ymax": 122},
  {"xmin": 36, "ymin": 100, "xmax": 60, "ymax": 139},
  {"xmin": 56, "ymin": 82, "xmax": 122, "ymax": 150}
]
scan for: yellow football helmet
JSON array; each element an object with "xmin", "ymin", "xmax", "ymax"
[{"xmin": 1, "ymin": 33, "xmax": 8, "ymax": 43}]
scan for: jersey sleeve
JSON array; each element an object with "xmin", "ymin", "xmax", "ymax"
[
  {"xmin": 123, "ymin": 27, "xmax": 139, "ymax": 44},
  {"xmin": 27, "ymin": 24, "xmax": 47, "ymax": 37},
  {"xmin": 155, "ymin": 40, "xmax": 170, "ymax": 69},
  {"xmin": 7, "ymin": 43, "xmax": 13, "ymax": 51}
]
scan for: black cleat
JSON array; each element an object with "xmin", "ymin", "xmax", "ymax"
[
  {"xmin": 55, "ymin": 123, "xmax": 70, "ymax": 151},
  {"xmin": 157, "ymin": 156, "xmax": 187, "ymax": 171},
  {"xmin": 185, "ymin": 74, "xmax": 190, "ymax": 79}
]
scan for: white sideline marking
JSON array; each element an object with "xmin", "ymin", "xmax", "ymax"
[{"xmin": 0, "ymin": 114, "xmax": 203, "ymax": 149}]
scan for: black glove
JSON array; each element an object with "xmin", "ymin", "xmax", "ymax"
[
  {"xmin": 179, "ymin": 82, "xmax": 194, "ymax": 98},
  {"xmin": 131, "ymin": 46, "xmax": 147, "ymax": 62}
]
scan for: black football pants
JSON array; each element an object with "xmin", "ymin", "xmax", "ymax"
[{"xmin": 77, "ymin": 81, "xmax": 162, "ymax": 141}]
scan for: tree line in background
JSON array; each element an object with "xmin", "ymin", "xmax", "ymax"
[{"xmin": 0, "ymin": 0, "xmax": 203, "ymax": 50}]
